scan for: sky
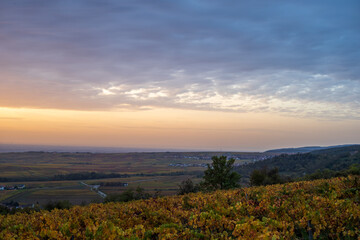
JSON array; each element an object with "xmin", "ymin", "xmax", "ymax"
[{"xmin": 0, "ymin": 0, "xmax": 359, "ymax": 151}]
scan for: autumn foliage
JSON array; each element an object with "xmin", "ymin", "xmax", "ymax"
[{"xmin": 1, "ymin": 176, "xmax": 359, "ymax": 239}]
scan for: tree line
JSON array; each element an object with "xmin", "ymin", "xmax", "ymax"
[{"xmin": 0, "ymin": 170, "xmax": 203, "ymax": 182}]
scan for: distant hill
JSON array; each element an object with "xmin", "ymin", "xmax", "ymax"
[
  {"xmin": 310, "ymin": 144, "xmax": 360, "ymax": 155},
  {"xmin": 237, "ymin": 145, "xmax": 360, "ymax": 180},
  {"xmin": 265, "ymin": 144, "xmax": 356, "ymax": 154},
  {"xmin": 0, "ymin": 144, "xmax": 196, "ymax": 153}
]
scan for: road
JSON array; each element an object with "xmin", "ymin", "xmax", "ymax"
[
  {"xmin": 127, "ymin": 178, "xmax": 158, "ymax": 183},
  {"xmin": 80, "ymin": 182, "xmax": 107, "ymax": 198}
]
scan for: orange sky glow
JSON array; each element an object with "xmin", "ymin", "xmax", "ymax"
[{"xmin": 1, "ymin": 107, "xmax": 359, "ymax": 151}]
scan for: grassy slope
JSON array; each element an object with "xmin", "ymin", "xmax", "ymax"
[{"xmin": 0, "ymin": 176, "xmax": 359, "ymax": 239}]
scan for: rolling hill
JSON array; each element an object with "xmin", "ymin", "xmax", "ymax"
[
  {"xmin": 237, "ymin": 145, "xmax": 360, "ymax": 179},
  {"xmin": 265, "ymin": 144, "xmax": 356, "ymax": 154}
]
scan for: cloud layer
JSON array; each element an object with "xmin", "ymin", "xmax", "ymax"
[{"xmin": 0, "ymin": 0, "xmax": 359, "ymax": 119}]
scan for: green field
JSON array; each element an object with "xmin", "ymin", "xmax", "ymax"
[
  {"xmin": 0, "ymin": 174, "xmax": 202, "ymax": 205},
  {"xmin": 0, "ymin": 151, "xmax": 269, "ymax": 205},
  {"xmin": 0, "ymin": 152, "xmax": 264, "ymax": 178},
  {"xmin": 0, "ymin": 181, "xmax": 101, "ymax": 205}
]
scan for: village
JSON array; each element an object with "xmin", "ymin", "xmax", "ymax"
[
  {"xmin": 169, "ymin": 154, "xmax": 274, "ymax": 161},
  {"xmin": 168, "ymin": 154, "xmax": 274, "ymax": 168},
  {"xmin": 0, "ymin": 184, "xmax": 26, "ymax": 191}
]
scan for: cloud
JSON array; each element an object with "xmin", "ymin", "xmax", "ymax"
[{"xmin": 0, "ymin": 0, "xmax": 359, "ymax": 119}]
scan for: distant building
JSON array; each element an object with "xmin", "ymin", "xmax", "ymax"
[
  {"xmin": 0, "ymin": 186, "xmax": 4, "ymax": 191},
  {"xmin": 19, "ymin": 204, "xmax": 34, "ymax": 209},
  {"xmin": 17, "ymin": 184, "xmax": 26, "ymax": 189}
]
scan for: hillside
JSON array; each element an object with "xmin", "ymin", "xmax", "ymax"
[
  {"xmin": 310, "ymin": 144, "xmax": 360, "ymax": 155},
  {"xmin": 0, "ymin": 176, "xmax": 359, "ymax": 239},
  {"xmin": 265, "ymin": 144, "xmax": 356, "ymax": 154},
  {"xmin": 237, "ymin": 145, "xmax": 360, "ymax": 180}
]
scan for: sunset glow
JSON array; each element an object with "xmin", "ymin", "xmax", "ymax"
[
  {"xmin": 0, "ymin": 1, "xmax": 359, "ymax": 151},
  {"xmin": 1, "ymin": 107, "xmax": 359, "ymax": 151}
]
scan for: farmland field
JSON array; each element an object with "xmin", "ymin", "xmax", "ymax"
[
  {"xmin": 0, "ymin": 175, "xmax": 199, "ymax": 205},
  {"xmin": 0, "ymin": 151, "xmax": 272, "ymax": 205},
  {"xmin": 0, "ymin": 151, "xmax": 268, "ymax": 178}
]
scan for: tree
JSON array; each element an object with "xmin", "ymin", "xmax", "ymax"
[
  {"xmin": 200, "ymin": 156, "xmax": 241, "ymax": 191},
  {"xmin": 104, "ymin": 186, "xmax": 151, "ymax": 203},
  {"xmin": 249, "ymin": 169, "xmax": 266, "ymax": 186},
  {"xmin": 43, "ymin": 200, "xmax": 72, "ymax": 211},
  {"xmin": 177, "ymin": 178, "xmax": 199, "ymax": 195},
  {"xmin": 250, "ymin": 167, "xmax": 285, "ymax": 186}
]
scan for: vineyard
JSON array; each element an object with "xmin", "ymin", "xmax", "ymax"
[{"xmin": 1, "ymin": 176, "xmax": 359, "ymax": 239}]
